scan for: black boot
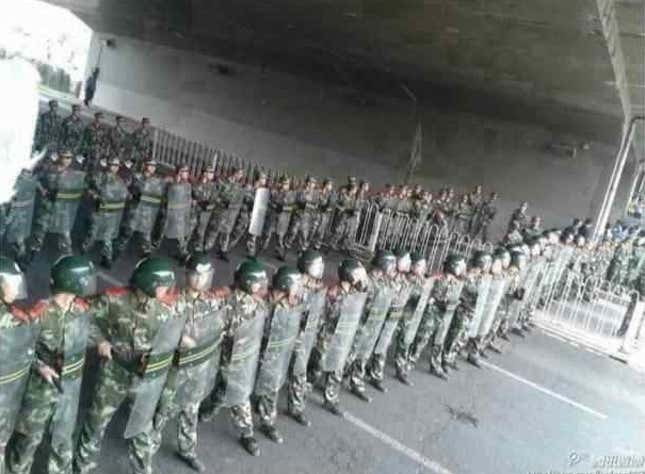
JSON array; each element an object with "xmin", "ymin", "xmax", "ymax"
[
  {"xmin": 217, "ymin": 250, "xmax": 229, "ymax": 262},
  {"xmin": 288, "ymin": 411, "xmax": 311, "ymax": 427},
  {"xmin": 239, "ymin": 436, "xmax": 260, "ymax": 456},
  {"xmin": 323, "ymin": 402, "xmax": 344, "ymax": 417},
  {"xmin": 467, "ymin": 353, "xmax": 482, "ymax": 368},
  {"xmin": 176, "ymin": 454, "xmax": 205, "ymax": 472},
  {"xmin": 369, "ymin": 379, "xmax": 388, "ymax": 393},
  {"xmin": 396, "ymin": 371, "xmax": 414, "ymax": 387},
  {"xmin": 260, "ymin": 425, "xmax": 284, "ymax": 444},
  {"xmin": 351, "ymin": 388, "xmax": 372, "ymax": 403}
]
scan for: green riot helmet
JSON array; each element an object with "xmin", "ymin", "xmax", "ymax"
[
  {"xmin": 510, "ymin": 250, "xmax": 528, "ymax": 270},
  {"xmin": 338, "ymin": 258, "xmax": 368, "ymax": 291},
  {"xmin": 0, "ymin": 256, "xmax": 27, "ymax": 302},
  {"xmin": 494, "ymin": 247, "xmax": 511, "ymax": 269},
  {"xmin": 234, "ymin": 258, "xmax": 268, "ymax": 295},
  {"xmin": 396, "ymin": 249, "xmax": 412, "ymax": 273},
  {"xmin": 371, "ymin": 250, "xmax": 396, "ymax": 276},
  {"xmin": 272, "ymin": 266, "xmax": 302, "ymax": 298},
  {"xmin": 185, "ymin": 253, "xmax": 214, "ymax": 292},
  {"xmin": 410, "ymin": 252, "xmax": 427, "ymax": 276},
  {"xmin": 130, "ymin": 256, "xmax": 175, "ymax": 297},
  {"xmin": 444, "ymin": 254, "xmax": 467, "ymax": 277},
  {"xmin": 297, "ymin": 249, "xmax": 325, "ymax": 280},
  {"xmin": 470, "ymin": 250, "xmax": 492, "ymax": 273},
  {"xmin": 51, "ymin": 255, "xmax": 97, "ymax": 297}
]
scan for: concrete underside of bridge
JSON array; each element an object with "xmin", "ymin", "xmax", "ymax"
[{"xmin": 44, "ymin": 0, "xmax": 645, "ymax": 237}]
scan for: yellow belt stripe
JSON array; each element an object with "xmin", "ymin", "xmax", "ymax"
[
  {"xmin": 0, "ymin": 365, "xmax": 31, "ymax": 385},
  {"xmin": 145, "ymin": 355, "xmax": 173, "ymax": 373},
  {"xmin": 57, "ymin": 192, "xmax": 83, "ymax": 200},
  {"xmin": 61, "ymin": 357, "xmax": 85, "ymax": 376},
  {"xmin": 140, "ymin": 195, "xmax": 162, "ymax": 204},
  {"xmin": 178, "ymin": 343, "xmax": 219, "ymax": 366}
]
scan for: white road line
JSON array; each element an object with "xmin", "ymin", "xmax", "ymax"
[
  {"xmin": 480, "ymin": 361, "xmax": 608, "ymax": 420},
  {"xmin": 97, "ymin": 271, "xmax": 125, "ymax": 287},
  {"xmin": 311, "ymin": 394, "xmax": 454, "ymax": 474}
]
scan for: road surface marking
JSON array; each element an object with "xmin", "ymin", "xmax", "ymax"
[
  {"xmin": 312, "ymin": 394, "xmax": 454, "ymax": 474},
  {"xmin": 97, "ymin": 271, "xmax": 124, "ymax": 287},
  {"xmin": 480, "ymin": 361, "xmax": 608, "ymax": 420}
]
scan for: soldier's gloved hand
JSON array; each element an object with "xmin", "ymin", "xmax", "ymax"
[
  {"xmin": 38, "ymin": 364, "xmax": 60, "ymax": 385},
  {"xmin": 97, "ymin": 341, "xmax": 113, "ymax": 360}
]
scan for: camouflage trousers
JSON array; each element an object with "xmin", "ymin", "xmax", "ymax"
[
  {"xmin": 205, "ymin": 206, "xmax": 241, "ymax": 254},
  {"xmin": 148, "ymin": 383, "xmax": 200, "ymax": 461},
  {"xmin": 345, "ymin": 356, "xmax": 368, "ymax": 394},
  {"xmin": 329, "ymin": 214, "xmax": 358, "ymax": 251},
  {"xmin": 443, "ymin": 307, "xmax": 471, "ymax": 365},
  {"xmin": 73, "ymin": 361, "xmax": 156, "ymax": 474},
  {"xmin": 255, "ymin": 393, "xmax": 279, "ymax": 428},
  {"xmin": 229, "ymin": 210, "xmax": 250, "ymax": 251},
  {"xmin": 308, "ymin": 348, "xmax": 342, "ymax": 408},
  {"xmin": 408, "ymin": 306, "xmax": 440, "ymax": 369},
  {"xmin": 286, "ymin": 339, "xmax": 311, "ymax": 416},
  {"xmin": 367, "ymin": 310, "xmax": 403, "ymax": 383},
  {"xmin": 199, "ymin": 377, "xmax": 255, "ymax": 438},
  {"xmin": 81, "ymin": 218, "xmax": 118, "ymax": 262},
  {"xmin": 261, "ymin": 213, "xmax": 291, "ymax": 259},
  {"xmin": 312, "ymin": 212, "xmax": 333, "ymax": 250},
  {"xmin": 29, "ymin": 210, "xmax": 73, "ymax": 256},
  {"xmin": 6, "ymin": 375, "xmax": 73, "ymax": 474},
  {"xmin": 286, "ymin": 212, "xmax": 313, "ymax": 252},
  {"xmin": 190, "ymin": 209, "xmax": 216, "ymax": 252},
  {"xmin": 115, "ymin": 226, "xmax": 155, "ymax": 258}
]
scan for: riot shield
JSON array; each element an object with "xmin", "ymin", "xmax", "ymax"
[
  {"xmin": 130, "ymin": 177, "xmax": 165, "ymax": 234},
  {"xmin": 0, "ymin": 325, "xmax": 35, "ymax": 445},
  {"xmin": 164, "ymin": 182, "xmax": 192, "ymax": 239},
  {"xmin": 50, "ymin": 312, "xmax": 89, "ymax": 446},
  {"xmin": 50, "ymin": 170, "xmax": 86, "ymax": 233},
  {"xmin": 478, "ymin": 277, "xmax": 508, "ymax": 337},
  {"xmin": 401, "ymin": 278, "xmax": 436, "ymax": 347},
  {"xmin": 124, "ymin": 317, "xmax": 185, "ymax": 438},
  {"xmin": 93, "ymin": 176, "xmax": 129, "ymax": 240},
  {"xmin": 248, "ymin": 187, "xmax": 270, "ymax": 237},
  {"xmin": 254, "ymin": 304, "xmax": 303, "ymax": 397},
  {"xmin": 320, "ymin": 292, "xmax": 368, "ymax": 372},
  {"xmin": 222, "ymin": 309, "xmax": 267, "ymax": 407},
  {"xmin": 5, "ymin": 174, "xmax": 38, "ymax": 243},
  {"xmin": 292, "ymin": 288, "xmax": 326, "ymax": 376},
  {"xmin": 433, "ymin": 281, "xmax": 464, "ymax": 347},
  {"xmin": 174, "ymin": 307, "xmax": 227, "ymax": 407},
  {"xmin": 352, "ymin": 283, "xmax": 394, "ymax": 361},
  {"xmin": 373, "ymin": 284, "xmax": 412, "ymax": 355},
  {"xmin": 466, "ymin": 275, "xmax": 492, "ymax": 338}
]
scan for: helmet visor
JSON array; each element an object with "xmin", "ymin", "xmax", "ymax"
[
  {"xmin": 188, "ymin": 268, "xmax": 214, "ymax": 292},
  {"xmin": 308, "ymin": 258, "xmax": 325, "ymax": 280},
  {"xmin": 1, "ymin": 273, "xmax": 27, "ymax": 301}
]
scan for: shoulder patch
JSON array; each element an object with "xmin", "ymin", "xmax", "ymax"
[
  {"xmin": 104, "ymin": 286, "xmax": 129, "ymax": 297},
  {"xmin": 73, "ymin": 297, "xmax": 90, "ymax": 311},
  {"xmin": 29, "ymin": 300, "xmax": 49, "ymax": 319},
  {"xmin": 10, "ymin": 305, "xmax": 30, "ymax": 323}
]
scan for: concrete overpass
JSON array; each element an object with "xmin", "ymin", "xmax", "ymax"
[{"xmin": 44, "ymin": 0, "xmax": 645, "ymax": 237}]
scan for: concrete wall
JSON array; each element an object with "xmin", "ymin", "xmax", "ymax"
[{"xmin": 86, "ymin": 34, "xmax": 630, "ymax": 240}]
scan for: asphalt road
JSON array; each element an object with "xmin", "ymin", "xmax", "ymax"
[{"xmin": 20, "ymin": 225, "xmax": 645, "ymax": 474}]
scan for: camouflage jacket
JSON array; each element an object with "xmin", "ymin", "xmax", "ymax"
[
  {"xmin": 61, "ymin": 114, "xmax": 84, "ymax": 153},
  {"xmin": 29, "ymin": 297, "xmax": 90, "ymax": 370},
  {"xmin": 35, "ymin": 110, "xmax": 62, "ymax": 149},
  {"xmin": 294, "ymin": 189, "xmax": 320, "ymax": 217},
  {"xmin": 318, "ymin": 284, "xmax": 358, "ymax": 351},
  {"xmin": 177, "ymin": 288, "xmax": 231, "ymax": 351},
  {"xmin": 192, "ymin": 180, "xmax": 220, "ymax": 211},
  {"xmin": 81, "ymin": 122, "xmax": 110, "ymax": 159},
  {"xmin": 0, "ymin": 301, "xmax": 31, "ymax": 329},
  {"xmin": 129, "ymin": 127, "xmax": 153, "ymax": 161},
  {"xmin": 89, "ymin": 287, "xmax": 180, "ymax": 355},
  {"xmin": 108, "ymin": 124, "xmax": 129, "ymax": 156},
  {"xmin": 457, "ymin": 272, "xmax": 480, "ymax": 314},
  {"xmin": 430, "ymin": 275, "xmax": 462, "ymax": 312},
  {"xmin": 221, "ymin": 290, "xmax": 269, "ymax": 356}
]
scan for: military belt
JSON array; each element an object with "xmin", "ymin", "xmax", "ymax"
[
  {"xmin": 230, "ymin": 342, "xmax": 261, "ymax": 363},
  {"xmin": 176, "ymin": 338, "xmax": 221, "ymax": 369},
  {"xmin": 0, "ymin": 363, "xmax": 31, "ymax": 386},
  {"xmin": 143, "ymin": 351, "xmax": 175, "ymax": 379},
  {"xmin": 55, "ymin": 190, "xmax": 84, "ymax": 201},
  {"xmin": 167, "ymin": 202, "xmax": 190, "ymax": 210},
  {"xmin": 61, "ymin": 351, "xmax": 86, "ymax": 380},
  {"xmin": 11, "ymin": 199, "xmax": 33, "ymax": 208},
  {"xmin": 387, "ymin": 306, "xmax": 405, "ymax": 321},
  {"xmin": 304, "ymin": 203, "xmax": 317, "ymax": 209},
  {"xmin": 99, "ymin": 201, "xmax": 126, "ymax": 212},
  {"xmin": 266, "ymin": 335, "xmax": 298, "ymax": 350},
  {"xmin": 140, "ymin": 194, "xmax": 162, "ymax": 206}
]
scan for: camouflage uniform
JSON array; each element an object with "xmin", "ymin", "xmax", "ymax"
[
  {"xmin": 286, "ymin": 276, "xmax": 326, "ymax": 420},
  {"xmin": 471, "ymin": 196, "xmax": 497, "ymax": 241},
  {"xmin": 443, "ymin": 272, "xmax": 479, "ymax": 367},
  {"xmin": 148, "ymin": 289, "xmax": 229, "ymax": 465},
  {"xmin": 80, "ymin": 120, "xmax": 109, "ymax": 172},
  {"xmin": 81, "ymin": 168, "xmax": 129, "ymax": 265},
  {"xmin": 329, "ymin": 186, "xmax": 358, "ymax": 251},
  {"xmin": 60, "ymin": 109, "xmax": 84, "ymax": 156},
  {"xmin": 367, "ymin": 272, "xmax": 411, "ymax": 385},
  {"xmin": 34, "ymin": 105, "xmax": 62, "ymax": 152},
  {"xmin": 157, "ymin": 176, "xmax": 193, "ymax": 260},
  {"xmin": 29, "ymin": 163, "xmax": 86, "ymax": 257},
  {"xmin": 129, "ymin": 124, "xmax": 153, "ymax": 165},
  {"xmin": 0, "ymin": 303, "xmax": 34, "ymax": 474},
  {"xmin": 190, "ymin": 176, "xmax": 220, "ymax": 252},
  {"xmin": 606, "ymin": 242, "xmax": 631, "ymax": 287},
  {"xmin": 261, "ymin": 187, "xmax": 296, "ymax": 259},
  {"xmin": 73, "ymin": 287, "xmax": 181, "ymax": 474},
  {"xmin": 229, "ymin": 182, "xmax": 255, "ymax": 251},
  {"xmin": 204, "ymin": 175, "xmax": 246, "ymax": 256},
  {"xmin": 200, "ymin": 290, "xmax": 268, "ymax": 439},
  {"xmin": 108, "ymin": 120, "xmax": 130, "ymax": 158},
  {"xmin": 115, "ymin": 170, "xmax": 166, "ymax": 257},
  {"xmin": 312, "ymin": 187, "xmax": 336, "ymax": 251},
  {"xmin": 3, "ymin": 171, "xmax": 38, "ymax": 261},
  {"xmin": 467, "ymin": 189, "xmax": 484, "ymax": 234},
  {"xmin": 7, "ymin": 298, "xmax": 90, "ymax": 474},
  {"xmin": 452, "ymin": 196, "xmax": 472, "ymax": 235},
  {"xmin": 346, "ymin": 271, "xmax": 392, "ymax": 396},
  {"xmin": 287, "ymin": 185, "xmax": 319, "ymax": 252}
]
